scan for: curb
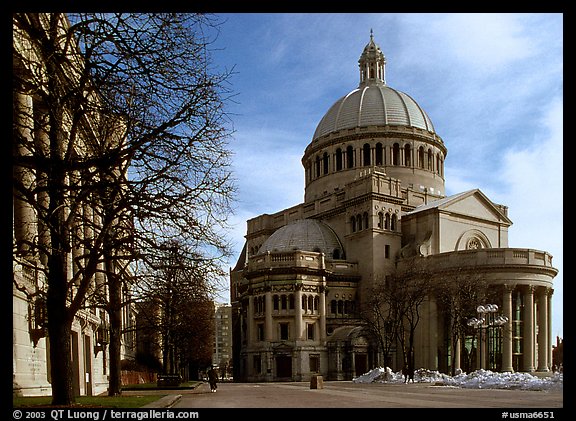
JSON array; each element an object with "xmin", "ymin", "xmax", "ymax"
[{"xmin": 142, "ymin": 394, "xmax": 182, "ymax": 408}]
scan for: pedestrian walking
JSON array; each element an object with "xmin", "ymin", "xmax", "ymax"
[
  {"xmin": 208, "ymin": 366, "xmax": 219, "ymax": 392},
  {"xmin": 408, "ymin": 366, "xmax": 415, "ymax": 383},
  {"xmin": 402, "ymin": 365, "xmax": 409, "ymax": 383}
]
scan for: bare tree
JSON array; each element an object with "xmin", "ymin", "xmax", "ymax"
[
  {"xmin": 133, "ymin": 241, "xmax": 216, "ymax": 379},
  {"xmin": 13, "ymin": 13, "xmax": 235, "ymax": 404},
  {"xmin": 433, "ymin": 269, "xmax": 487, "ymax": 375},
  {"xmin": 394, "ymin": 257, "xmax": 435, "ymax": 375},
  {"xmin": 360, "ymin": 256, "xmax": 434, "ymax": 372},
  {"xmin": 361, "ymin": 279, "xmax": 403, "ymax": 369}
]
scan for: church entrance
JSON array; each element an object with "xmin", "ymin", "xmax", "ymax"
[
  {"xmin": 355, "ymin": 353, "xmax": 367, "ymax": 377},
  {"xmin": 275, "ymin": 355, "xmax": 292, "ymax": 379}
]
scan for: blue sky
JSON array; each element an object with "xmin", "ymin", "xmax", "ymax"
[{"xmin": 208, "ymin": 13, "xmax": 563, "ymax": 340}]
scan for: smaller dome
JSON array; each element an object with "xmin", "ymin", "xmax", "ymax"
[{"xmin": 260, "ymin": 219, "xmax": 344, "ymax": 259}]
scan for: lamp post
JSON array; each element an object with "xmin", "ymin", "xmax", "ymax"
[{"xmin": 467, "ymin": 304, "xmax": 508, "ymax": 370}]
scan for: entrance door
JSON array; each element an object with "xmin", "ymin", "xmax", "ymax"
[
  {"xmin": 275, "ymin": 355, "xmax": 292, "ymax": 379},
  {"xmin": 83, "ymin": 335, "xmax": 93, "ymax": 396},
  {"xmin": 355, "ymin": 353, "xmax": 367, "ymax": 377}
]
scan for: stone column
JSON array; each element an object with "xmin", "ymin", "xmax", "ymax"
[
  {"xmin": 319, "ymin": 285, "xmax": 326, "ymax": 342},
  {"xmin": 13, "ymin": 89, "xmax": 37, "ymax": 256},
  {"xmin": 547, "ymin": 289, "xmax": 554, "ymax": 370},
  {"xmin": 294, "ymin": 287, "xmax": 302, "ymax": 341},
  {"xmin": 34, "ymin": 106, "xmax": 50, "ymax": 268},
  {"xmin": 522, "ymin": 286, "xmax": 535, "ymax": 372},
  {"xmin": 264, "ymin": 291, "xmax": 272, "ymax": 341},
  {"xmin": 501, "ymin": 285, "xmax": 514, "ymax": 372},
  {"xmin": 453, "ymin": 337, "xmax": 461, "ymax": 373},
  {"xmin": 537, "ymin": 287, "xmax": 550, "ymax": 371},
  {"xmin": 247, "ymin": 295, "xmax": 254, "ymax": 345},
  {"xmin": 428, "ymin": 298, "xmax": 438, "ymax": 370}
]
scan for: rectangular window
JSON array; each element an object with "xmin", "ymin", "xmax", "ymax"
[
  {"xmin": 307, "ymin": 323, "xmax": 315, "ymax": 340},
  {"xmin": 385, "ymin": 244, "xmax": 390, "ymax": 259},
  {"xmin": 309, "ymin": 354, "xmax": 320, "ymax": 373},
  {"xmin": 257, "ymin": 323, "xmax": 264, "ymax": 341},
  {"xmin": 279, "ymin": 323, "xmax": 289, "ymax": 340}
]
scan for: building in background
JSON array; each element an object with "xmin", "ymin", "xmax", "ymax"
[
  {"xmin": 213, "ymin": 303, "xmax": 233, "ymax": 379},
  {"xmin": 230, "ymin": 33, "xmax": 558, "ymax": 382}
]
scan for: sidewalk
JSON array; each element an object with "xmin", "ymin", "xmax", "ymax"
[
  {"xmin": 141, "ymin": 394, "xmax": 182, "ymax": 408},
  {"xmin": 134, "ymin": 380, "xmax": 563, "ymax": 409}
]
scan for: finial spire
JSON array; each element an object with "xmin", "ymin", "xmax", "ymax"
[{"xmin": 358, "ymin": 31, "xmax": 386, "ymax": 86}]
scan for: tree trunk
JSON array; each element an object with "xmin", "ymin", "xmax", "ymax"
[
  {"xmin": 47, "ymin": 253, "xmax": 75, "ymax": 405},
  {"xmin": 108, "ymin": 269, "xmax": 123, "ymax": 396}
]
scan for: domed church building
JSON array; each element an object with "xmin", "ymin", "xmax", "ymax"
[{"xmin": 229, "ymin": 33, "xmax": 558, "ymax": 382}]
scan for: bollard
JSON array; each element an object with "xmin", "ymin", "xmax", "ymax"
[{"xmin": 310, "ymin": 374, "xmax": 324, "ymax": 389}]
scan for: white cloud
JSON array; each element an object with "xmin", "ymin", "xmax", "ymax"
[{"xmin": 494, "ymin": 96, "xmax": 563, "ymax": 338}]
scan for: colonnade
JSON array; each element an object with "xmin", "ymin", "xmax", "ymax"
[
  {"xmin": 454, "ymin": 284, "xmax": 554, "ymax": 373},
  {"xmin": 244, "ymin": 286, "xmax": 327, "ymax": 344}
]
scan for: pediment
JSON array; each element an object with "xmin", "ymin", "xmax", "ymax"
[
  {"xmin": 407, "ymin": 189, "xmax": 512, "ymax": 225},
  {"xmin": 272, "ymin": 342, "xmax": 294, "ymax": 353}
]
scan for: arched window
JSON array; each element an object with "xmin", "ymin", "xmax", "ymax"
[
  {"xmin": 418, "ymin": 146, "xmax": 425, "ymax": 169},
  {"xmin": 281, "ymin": 294, "xmax": 287, "ymax": 310},
  {"xmin": 385, "ymin": 213, "xmax": 390, "ymax": 230},
  {"xmin": 315, "ymin": 156, "xmax": 321, "ymax": 178},
  {"xmin": 337, "ymin": 300, "xmax": 343, "ymax": 314},
  {"xmin": 333, "ymin": 249, "xmax": 341, "ymax": 259},
  {"xmin": 323, "ymin": 152, "xmax": 329, "ymax": 175},
  {"xmin": 346, "ymin": 145, "xmax": 354, "ymax": 168},
  {"xmin": 391, "ymin": 214, "xmax": 398, "ymax": 231},
  {"xmin": 378, "ymin": 212, "xmax": 384, "ymax": 229},
  {"xmin": 308, "ymin": 295, "xmax": 314, "ymax": 312},
  {"xmin": 289, "ymin": 294, "xmax": 294, "ymax": 309},
  {"xmin": 393, "ymin": 143, "xmax": 400, "ymax": 165},
  {"xmin": 436, "ymin": 153, "xmax": 442, "ymax": 175},
  {"xmin": 356, "ymin": 214, "xmax": 362, "ymax": 231},
  {"xmin": 404, "ymin": 144, "xmax": 411, "ymax": 166},
  {"xmin": 363, "ymin": 143, "xmax": 371, "ymax": 166},
  {"xmin": 331, "ymin": 300, "xmax": 337, "ymax": 314},
  {"xmin": 427, "ymin": 149, "xmax": 433, "ymax": 170},
  {"xmin": 351, "ymin": 216, "xmax": 356, "ymax": 232},
  {"xmin": 273, "ymin": 295, "xmax": 279, "ymax": 311},
  {"xmin": 335, "ymin": 148, "xmax": 343, "ymax": 171},
  {"xmin": 302, "ymin": 295, "xmax": 307, "ymax": 311},
  {"xmin": 375, "ymin": 143, "xmax": 383, "ymax": 165},
  {"xmin": 363, "ymin": 212, "xmax": 369, "ymax": 229},
  {"xmin": 314, "ymin": 296, "xmax": 319, "ymax": 311}
]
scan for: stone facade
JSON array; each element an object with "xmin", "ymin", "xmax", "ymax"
[
  {"xmin": 230, "ymin": 33, "xmax": 558, "ymax": 382},
  {"xmin": 12, "ymin": 14, "xmax": 136, "ymax": 397}
]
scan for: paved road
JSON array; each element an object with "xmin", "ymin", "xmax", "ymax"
[{"xmin": 142, "ymin": 380, "xmax": 563, "ymax": 409}]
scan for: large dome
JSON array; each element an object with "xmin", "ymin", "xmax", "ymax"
[
  {"xmin": 312, "ymin": 85, "xmax": 435, "ymax": 140},
  {"xmin": 260, "ymin": 219, "xmax": 344, "ymax": 258},
  {"xmin": 312, "ymin": 31, "xmax": 435, "ymax": 141}
]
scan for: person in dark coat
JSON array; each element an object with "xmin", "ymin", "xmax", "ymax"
[
  {"xmin": 402, "ymin": 365, "xmax": 409, "ymax": 383},
  {"xmin": 207, "ymin": 366, "xmax": 219, "ymax": 392},
  {"xmin": 408, "ymin": 366, "xmax": 415, "ymax": 383}
]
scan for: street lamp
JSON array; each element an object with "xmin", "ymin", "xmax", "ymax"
[{"xmin": 467, "ymin": 304, "xmax": 508, "ymax": 370}]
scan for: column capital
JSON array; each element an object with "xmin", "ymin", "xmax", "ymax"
[{"xmin": 503, "ymin": 284, "xmax": 515, "ymax": 293}]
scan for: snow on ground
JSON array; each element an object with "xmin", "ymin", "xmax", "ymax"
[{"xmin": 353, "ymin": 367, "xmax": 563, "ymax": 391}]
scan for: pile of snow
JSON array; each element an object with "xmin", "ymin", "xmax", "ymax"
[{"xmin": 353, "ymin": 367, "xmax": 563, "ymax": 391}]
